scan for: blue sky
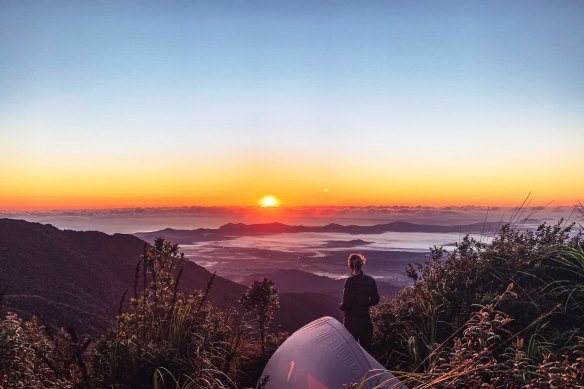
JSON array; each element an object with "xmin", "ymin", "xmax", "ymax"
[{"xmin": 1, "ymin": 1, "xmax": 583, "ymax": 208}]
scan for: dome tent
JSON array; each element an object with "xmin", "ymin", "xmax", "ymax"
[{"xmin": 258, "ymin": 316, "xmax": 407, "ymax": 389}]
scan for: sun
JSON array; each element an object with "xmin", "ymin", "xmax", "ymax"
[{"xmin": 259, "ymin": 195, "xmax": 280, "ymax": 208}]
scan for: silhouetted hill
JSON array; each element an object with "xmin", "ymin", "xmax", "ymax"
[
  {"xmin": 0, "ymin": 219, "xmax": 146, "ymax": 334},
  {"xmin": 242, "ymin": 268, "xmax": 401, "ymax": 299},
  {"xmin": 0, "ymin": 219, "xmax": 340, "ymax": 335},
  {"xmin": 322, "ymin": 239, "xmax": 372, "ymax": 248},
  {"xmin": 243, "ymin": 269, "xmax": 343, "ymax": 297},
  {"xmin": 136, "ymin": 221, "xmax": 502, "ymax": 244}
]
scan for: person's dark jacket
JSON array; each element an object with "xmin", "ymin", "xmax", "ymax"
[{"xmin": 339, "ymin": 272, "xmax": 380, "ymax": 318}]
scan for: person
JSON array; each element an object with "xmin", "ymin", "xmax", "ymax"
[{"xmin": 339, "ymin": 253, "xmax": 380, "ymax": 353}]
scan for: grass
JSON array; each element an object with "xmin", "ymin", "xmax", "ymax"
[{"xmin": 369, "ymin": 218, "xmax": 584, "ymax": 388}]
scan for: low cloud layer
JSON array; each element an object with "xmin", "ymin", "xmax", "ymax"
[{"xmin": 2, "ymin": 204, "xmax": 581, "ymax": 235}]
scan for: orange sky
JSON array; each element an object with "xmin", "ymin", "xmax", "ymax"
[{"xmin": 1, "ymin": 151, "xmax": 581, "ymax": 210}]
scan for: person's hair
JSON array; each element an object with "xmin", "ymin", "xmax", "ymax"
[{"xmin": 347, "ymin": 253, "xmax": 366, "ymax": 275}]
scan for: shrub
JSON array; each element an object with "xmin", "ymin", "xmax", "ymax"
[
  {"xmin": 90, "ymin": 238, "xmax": 249, "ymax": 388},
  {"xmin": 239, "ymin": 278, "xmax": 280, "ymax": 357},
  {"xmin": 0, "ymin": 313, "xmax": 90, "ymax": 388},
  {"xmin": 371, "ymin": 221, "xmax": 584, "ymax": 387}
]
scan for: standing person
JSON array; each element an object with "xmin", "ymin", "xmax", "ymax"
[{"xmin": 340, "ymin": 253, "xmax": 380, "ymax": 353}]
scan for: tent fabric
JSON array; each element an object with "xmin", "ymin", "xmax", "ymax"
[{"xmin": 258, "ymin": 316, "xmax": 407, "ymax": 389}]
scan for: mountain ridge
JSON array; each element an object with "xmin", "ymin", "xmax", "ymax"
[{"xmin": 135, "ymin": 220, "xmax": 503, "ymax": 244}]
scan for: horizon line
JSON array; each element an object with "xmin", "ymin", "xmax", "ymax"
[{"xmin": 1, "ymin": 203, "xmax": 579, "ymax": 214}]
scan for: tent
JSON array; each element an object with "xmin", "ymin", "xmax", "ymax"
[{"xmin": 258, "ymin": 316, "xmax": 407, "ymax": 389}]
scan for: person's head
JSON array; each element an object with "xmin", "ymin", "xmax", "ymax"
[{"xmin": 347, "ymin": 253, "xmax": 366, "ymax": 275}]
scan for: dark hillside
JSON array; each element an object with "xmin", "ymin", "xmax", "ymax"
[
  {"xmin": 0, "ymin": 219, "xmax": 339, "ymax": 336},
  {"xmin": 242, "ymin": 268, "xmax": 401, "ymax": 298},
  {"xmin": 0, "ymin": 219, "xmax": 146, "ymax": 334}
]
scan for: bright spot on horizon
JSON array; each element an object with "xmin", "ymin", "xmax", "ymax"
[
  {"xmin": 324, "ymin": 188, "xmax": 329, "ymax": 193},
  {"xmin": 259, "ymin": 196, "xmax": 280, "ymax": 208}
]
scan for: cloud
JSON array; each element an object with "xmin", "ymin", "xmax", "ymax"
[{"xmin": 2, "ymin": 205, "xmax": 575, "ymax": 234}]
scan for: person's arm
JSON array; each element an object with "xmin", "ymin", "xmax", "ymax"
[
  {"xmin": 370, "ymin": 278, "xmax": 380, "ymax": 306},
  {"xmin": 340, "ymin": 278, "xmax": 353, "ymax": 312}
]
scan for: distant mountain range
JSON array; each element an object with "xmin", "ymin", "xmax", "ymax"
[
  {"xmin": 0, "ymin": 219, "xmax": 341, "ymax": 336},
  {"xmin": 135, "ymin": 221, "xmax": 503, "ymax": 244}
]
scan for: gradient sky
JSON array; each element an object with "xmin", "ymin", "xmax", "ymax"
[{"xmin": 1, "ymin": 0, "xmax": 583, "ymax": 209}]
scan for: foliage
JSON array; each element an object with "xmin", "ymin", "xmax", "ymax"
[
  {"xmin": 239, "ymin": 278, "xmax": 280, "ymax": 357},
  {"xmin": 411, "ymin": 284, "xmax": 584, "ymax": 388},
  {"xmin": 0, "ymin": 313, "xmax": 91, "ymax": 388},
  {"xmin": 371, "ymin": 220, "xmax": 584, "ymax": 387},
  {"xmin": 0, "ymin": 238, "xmax": 282, "ymax": 388},
  {"xmin": 90, "ymin": 237, "xmax": 248, "ymax": 388},
  {"xmin": 234, "ymin": 331, "xmax": 288, "ymax": 388}
]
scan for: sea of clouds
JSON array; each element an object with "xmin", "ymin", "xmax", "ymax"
[{"xmin": 1, "ymin": 204, "xmax": 581, "ymax": 235}]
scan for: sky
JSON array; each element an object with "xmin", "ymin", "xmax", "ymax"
[{"xmin": 1, "ymin": 0, "xmax": 583, "ymax": 210}]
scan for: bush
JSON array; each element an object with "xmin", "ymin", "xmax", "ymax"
[
  {"xmin": 0, "ymin": 313, "xmax": 91, "ymax": 388},
  {"xmin": 371, "ymin": 221, "xmax": 584, "ymax": 387},
  {"xmin": 239, "ymin": 278, "xmax": 280, "ymax": 357},
  {"xmin": 90, "ymin": 238, "xmax": 249, "ymax": 388}
]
